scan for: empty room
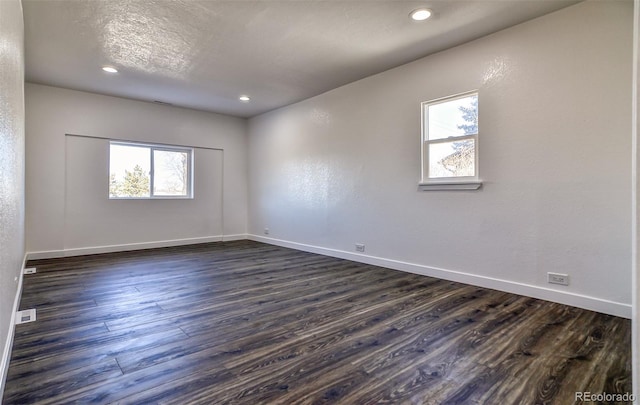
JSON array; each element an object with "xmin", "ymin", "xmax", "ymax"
[{"xmin": 0, "ymin": 0, "xmax": 638, "ymax": 403}]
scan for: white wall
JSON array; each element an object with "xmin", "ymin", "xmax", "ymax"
[
  {"xmin": 248, "ymin": 1, "xmax": 633, "ymax": 317},
  {"xmin": 0, "ymin": 0, "xmax": 24, "ymax": 397},
  {"xmin": 64, "ymin": 136, "xmax": 223, "ymax": 250},
  {"xmin": 26, "ymin": 84, "xmax": 247, "ymax": 256}
]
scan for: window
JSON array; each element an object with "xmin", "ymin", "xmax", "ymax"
[
  {"xmin": 421, "ymin": 91, "xmax": 481, "ymax": 189},
  {"xmin": 109, "ymin": 141, "xmax": 193, "ymax": 199}
]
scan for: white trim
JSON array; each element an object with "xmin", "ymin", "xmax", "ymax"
[
  {"xmin": 108, "ymin": 141, "xmax": 194, "ymax": 200},
  {"xmin": 418, "ymin": 180, "xmax": 482, "ymax": 191},
  {"xmin": 421, "ymin": 90, "xmax": 479, "ymax": 183},
  {"xmin": 248, "ymin": 234, "xmax": 631, "ymax": 319},
  {"xmin": 222, "ymin": 234, "xmax": 248, "ymax": 242},
  {"xmin": 0, "ymin": 253, "xmax": 27, "ymax": 403},
  {"xmin": 26, "ymin": 235, "xmax": 227, "ymax": 260}
]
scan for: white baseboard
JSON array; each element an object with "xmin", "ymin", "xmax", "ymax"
[
  {"xmin": 249, "ymin": 234, "xmax": 631, "ymax": 319},
  {"xmin": 26, "ymin": 235, "xmax": 231, "ymax": 260},
  {"xmin": 222, "ymin": 234, "xmax": 248, "ymax": 242},
  {"xmin": 0, "ymin": 253, "xmax": 26, "ymax": 403},
  {"xmin": 23, "ymin": 233, "xmax": 630, "ymax": 318}
]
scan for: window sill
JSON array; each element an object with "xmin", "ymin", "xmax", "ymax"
[
  {"xmin": 109, "ymin": 196, "xmax": 193, "ymax": 200},
  {"xmin": 418, "ymin": 180, "xmax": 483, "ymax": 191}
]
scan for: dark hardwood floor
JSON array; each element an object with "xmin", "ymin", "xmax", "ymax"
[{"xmin": 3, "ymin": 240, "xmax": 631, "ymax": 404}]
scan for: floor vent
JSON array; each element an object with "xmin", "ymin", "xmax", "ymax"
[
  {"xmin": 24, "ymin": 267, "xmax": 36, "ymax": 275},
  {"xmin": 15, "ymin": 309, "xmax": 36, "ymax": 324}
]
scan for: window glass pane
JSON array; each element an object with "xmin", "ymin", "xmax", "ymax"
[
  {"xmin": 428, "ymin": 139, "xmax": 475, "ymax": 178},
  {"xmin": 427, "ymin": 94, "xmax": 478, "ymax": 140},
  {"xmin": 153, "ymin": 149, "xmax": 188, "ymax": 196},
  {"xmin": 109, "ymin": 144, "xmax": 151, "ymax": 197}
]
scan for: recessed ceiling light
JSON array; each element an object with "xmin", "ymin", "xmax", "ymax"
[
  {"xmin": 102, "ymin": 66, "xmax": 118, "ymax": 73},
  {"xmin": 410, "ymin": 8, "xmax": 432, "ymax": 21},
  {"xmin": 239, "ymin": 95, "xmax": 251, "ymax": 102}
]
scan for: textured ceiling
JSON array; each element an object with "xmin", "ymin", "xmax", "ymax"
[{"xmin": 23, "ymin": 0, "xmax": 580, "ymax": 118}]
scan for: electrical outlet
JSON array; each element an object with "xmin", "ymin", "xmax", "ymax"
[
  {"xmin": 547, "ymin": 272, "xmax": 569, "ymax": 286},
  {"xmin": 355, "ymin": 243, "xmax": 365, "ymax": 252},
  {"xmin": 24, "ymin": 267, "xmax": 36, "ymax": 275},
  {"xmin": 264, "ymin": 228, "xmax": 270, "ymax": 235}
]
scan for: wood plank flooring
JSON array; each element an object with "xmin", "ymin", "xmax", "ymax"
[{"xmin": 3, "ymin": 240, "xmax": 632, "ymax": 404}]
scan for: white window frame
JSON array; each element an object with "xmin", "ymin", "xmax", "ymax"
[
  {"xmin": 109, "ymin": 141, "xmax": 194, "ymax": 199},
  {"xmin": 419, "ymin": 90, "xmax": 482, "ymax": 191}
]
